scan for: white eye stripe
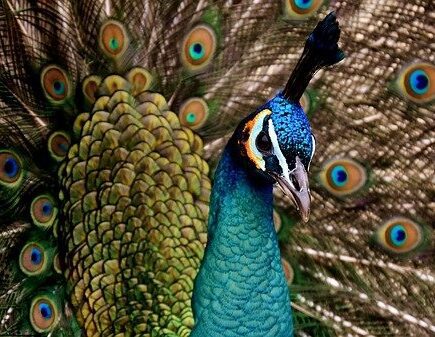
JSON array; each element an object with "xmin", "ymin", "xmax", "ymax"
[
  {"xmin": 311, "ymin": 134, "xmax": 316, "ymax": 159},
  {"xmin": 308, "ymin": 134, "xmax": 316, "ymax": 170},
  {"xmin": 268, "ymin": 119, "xmax": 291, "ymax": 185}
]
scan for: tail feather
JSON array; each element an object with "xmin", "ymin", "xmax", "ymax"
[{"xmin": 0, "ymin": 1, "xmax": 433, "ymax": 336}]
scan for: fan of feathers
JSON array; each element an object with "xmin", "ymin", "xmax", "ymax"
[{"xmin": 0, "ymin": 0, "xmax": 433, "ymax": 337}]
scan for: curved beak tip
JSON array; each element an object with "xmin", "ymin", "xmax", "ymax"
[
  {"xmin": 299, "ymin": 200, "xmax": 310, "ymax": 223},
  {"xmin": 275, "ymin": 157, "xmax": 311, "ymax": 223},
  {"xmin": 291, "ymin": 186, "xmax": 311, "ymax": 223}
]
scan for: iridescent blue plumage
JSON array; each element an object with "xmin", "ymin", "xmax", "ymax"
[
  {"xmin": 39, "ymin": 303, "xmax": 53, "ymax": 319},
  {"xmin": 389, "ymin": 224, "xmax": 407, "ymax": 247},
  {"xmin": 295, "ymin": 0, "xmax": 314, "ymax": 10},
  {"xmin": 409, "ymin": 69, "xmax": 429, "ymax": 95},
  {"xmin": 31, "ymin": 248, "xmax": 43, "ymax": 265},
  {"xmin": 267, "ymin": 93, "xmax": 313, "ymax": 169},
  {"xmin": 331, "ymin": 165, "xmax": 348, "ymax": 187},
  {"xmin": 4, "ymin": 157, "xmax": 19, "ymax": 179}
]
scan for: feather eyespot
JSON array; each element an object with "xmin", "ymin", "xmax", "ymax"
[
  {"xmin": 299, "ymin": 89, "xmax": 319, "ymax": 117},
  {"xmin": 281, "ymin": 258, "xmax": 294, "ymax": 284},
  {"xmin": 31, "ymin": 195, "xmax": 58, "ymax": 229},
  {"xmin": 48, "ymin": 132, "xmax": 71, "ymax": 161},
  {"xmin": 41, "ymin": 65, "xmax": 71, "ymax": 102},
  {"xmin": 299, "ymin": 91, "xmax": 310, "ymax": 112},
  {"xmin": 394, "ymin": 62, "xmax": 434, "ymax": 103},
  {"xmin": 19, "ymin": 243, "xmax": 47, "ymax": 276},
  {"xmin": 99, "ymin": 20, "xmax": 129, "ymax": 58},
  {"xmin": 181, "ymin": 25, "xmax": 217, "ymax": 72},
  {"xmin": 179, "ymin": 98, "xmax": 209, "ymax": 130},
  {"xmin": 273, "ymin": 209, "xmax": 282, "ymax": 232},
  {"xmin": 319, "ymin": 158, "xmax": 367, "ymax": 197},
  {"xmin": 375, "ymin": 217, "xmax": 426, "ymax": 255},
  {"xmin": 284, "ymin": 0, "xmax": 324, "ymax": 19},
  {"xmin": 82, "ymin": 75, "xmax": 102, "ymax": 103},
  {"xmin": 30, "ymin": 296, "xmax": 59, "ymax": 332},
  {"xmin": 0, "ymin": 150, "xmax": 23, "ymax": 186},
  {"xmin": 126, "ymin": 67, "xmax": 153, "ymax": 95}
]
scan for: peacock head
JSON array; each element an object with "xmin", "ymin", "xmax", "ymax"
[
  {"xmin": 233, "ymin": 12, "xmax": 344, "ymax": 222},
  {"xmin": 235, "ymin": 94, "xmax": 314, "ymax": 222}
]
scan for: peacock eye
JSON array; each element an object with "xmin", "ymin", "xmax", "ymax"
[
  {"xmin": 181, "ymin": 24, "xmax": 217, "ymax": 72},
  {"xmin": 19, "ymin": 243, "xmax": 46, "ymax": 276},
  {"xmin": 374, "ymin": 217, "xmax": 426, "ymax": 255},
  {"xmin": 82, "ymin": 75, "xmax": 102, "ymax": 103},
  {"xmin": 30, "ymin": 296, "xmax": 59, "ymax": 332},
  {"xmin": 394, "ymin": 62, "xmax": 434, "ymax": 104},
  {"xmin": 99, "ymin": 20, "xmax": 129, "ymax": 58},
  {"xmin": 284, "ymin": 0, "xmax": 324, "ymax": 20},
  {"xmin": 31, "ymin": 195, "xmax": 58, "ymax": 229},
  {"xmin": 126, "ymin": 67, "xmax": 153, "ymax": 96},
  {"xmin": 0, "ymin": 151, "xmax": 22, "ymax": 185},
  {"xmin": 256, "ymin": 131, "xmax": 272, "ymax": 153},
  {"xmin": 48, "ymin": 131, "xmax": 71, "ymax": 162},
  {"xmin": 41, "ymin": 65, "xmax": 70, "ymax": 102},
  {"xmin": 179, "ymin": 97, "xmax": 209, "ymax": 130},
  {"xmin": 319, "ymin": 158, "xmax": 367, "ymax": 197}
]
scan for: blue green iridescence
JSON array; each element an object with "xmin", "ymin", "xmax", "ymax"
[
  {"xmin": 295, "ymin": 0, "xmax": 313, "ymax": 9},
  {"xmin": 109, "ymin": 37, "xmax": 120, "ymax": 51},
  {"xmin": 191, "ymin": 146, "xmax": 293, "ymax": 337},
  {"xmin": 39, "ymin": 303, "xmax": 52, "ymax": 320},
  {"xmin": 4, "ymin": 157, "xmax": 19, "ymax": 178},
  {"xmin": 59, "ymin": 141, "xmax": 69, "ymax": 153},
  {"xmin": 186, "ymin": 112, "xmax": 197, "ymax": 124},
  {"xmin": 53, "ymin": 81, "xmax": 65, "ymax": 95},
  {"xmin": 268, "ymin": 93, "xmax": 313, "ymax": 169},
  {"xmin": 331, "ymin": 165, "xmax": 348, "ymax": 187},
  {"xmin": 409, "ymin": 69, "xmax": 429, "ymax": 95},
  {"xmin": 189, "ymin": 43, "xmax": 205, "ymax": 60},
  {"xmin": 31, "ymin": 248, "xmax": 42, "ymax": 265},
  {"xmin": 390, "ymin": 224, "xmax": 407, "ymax": 247},
  {"xmin": 42, "ymin": 202, "xmax": 53, "ymax": 217}
]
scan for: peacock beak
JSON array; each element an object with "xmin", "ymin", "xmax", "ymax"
[{"xmin": 274, "ymin": 157, "xmax": 311, "ymax": 223}]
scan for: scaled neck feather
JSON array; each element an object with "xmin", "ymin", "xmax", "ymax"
[{"xmin": 191, "ymin": 141, "xmax": 293, "ymax": 337}]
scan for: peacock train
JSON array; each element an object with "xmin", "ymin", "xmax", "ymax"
[{"xmin": 0, "ymin": 1, "xmax": 433, "ymax": 337}]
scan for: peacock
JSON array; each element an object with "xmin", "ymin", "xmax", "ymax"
[{"xmin": 0, "ymin": 1, "xmax": 433, "ymax": 337}]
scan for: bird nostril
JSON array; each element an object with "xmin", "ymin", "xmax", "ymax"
[{"xmin": 291, "ymin": 174, "xmax": 300, "ymax": 191}]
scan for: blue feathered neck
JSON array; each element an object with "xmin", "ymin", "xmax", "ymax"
[{"xmin": 191, "ymin": 142, "xmax": 293, "ymax": 337}]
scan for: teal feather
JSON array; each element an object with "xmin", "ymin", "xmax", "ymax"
[{"xmin": 192, "ymin": 147, "xmax": 292, "ymax": 337}]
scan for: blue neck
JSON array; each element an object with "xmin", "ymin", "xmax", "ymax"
[{"xmin": 191, "ymin": 144, "xmax": 293, "ymax": 337}]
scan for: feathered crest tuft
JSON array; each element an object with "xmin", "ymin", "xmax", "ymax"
[{"xmin": 283, "ymin": 12, "xmax": 345, "ymax": 102}]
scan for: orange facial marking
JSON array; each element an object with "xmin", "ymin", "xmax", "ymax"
[{"xmin": 241, "ymin": 109, "xmax": 271, "ymax": 169}]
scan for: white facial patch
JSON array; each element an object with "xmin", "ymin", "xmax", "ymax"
[
  {"xmin": 245, "ymin": 109, "xmax": 271, "ymax": 171},
  {"xmin": 268, "ymin": 119, "xmax": 292, "ymax": 186}
]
